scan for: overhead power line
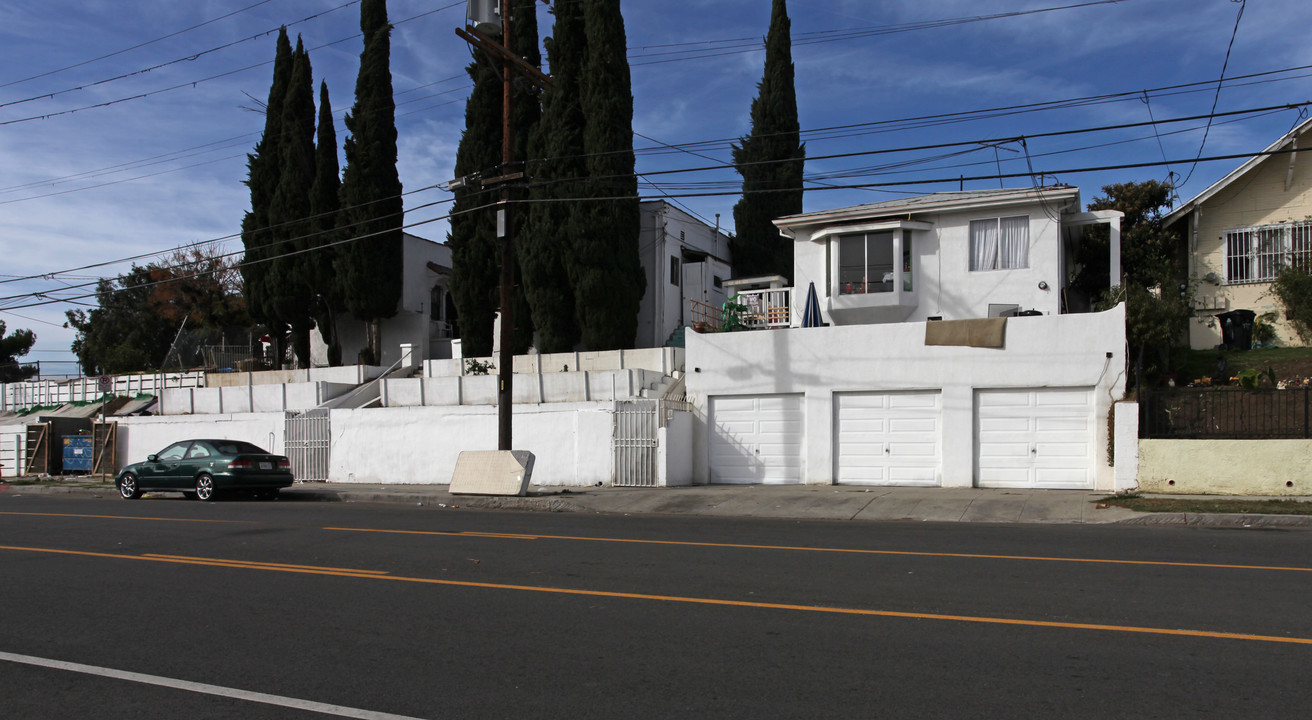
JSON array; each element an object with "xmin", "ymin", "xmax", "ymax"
[
  {"xmin": 3, "ymin": 98, "xmax": 1306, "ymax": 297},
  {"xmin": 0, "ymin": 0, "xmax": 279, "ymax": 89},
  {"xmin": 6, "ymin": 142, "xmax": 1312, "ymax": 315},
  {"xmin": 629, "ymin": 0, "xmax": 1130, "ymax": 66},
  {"xmin": 0, "ymin": 3, "xmax": 464, "ymax": 128}
]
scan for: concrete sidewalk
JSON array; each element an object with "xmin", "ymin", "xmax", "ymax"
[{"xmin": 7, "ymin": 479, "xmax": 1312, "ymax": 528}]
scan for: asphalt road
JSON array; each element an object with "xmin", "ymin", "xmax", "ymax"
[{"xmin": 3, "ymin": 493, "xmax": 1311, "ymax": 719}]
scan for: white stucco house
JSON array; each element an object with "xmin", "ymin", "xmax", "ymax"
[
  {"xmin": 312, "ymin": 233, "xmax": 458, "ymax": 368},
  {"xmin": 685, "ymin": 186, "xmax": 1132, "ymax": 491},
  {"xmin": 1163, "ymin": 115, "xmax": 1312, "ymax": 349},
  {"xmin": 634, "ymin": 200, "xmax": 733, "ymax": 348}
]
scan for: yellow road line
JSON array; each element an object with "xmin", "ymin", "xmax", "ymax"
[
  {"xmin": 324, "ymin": 526, "xmax": 1312, "ymax": 575},
  {"xmin": 10, "ymin": 510, "xmax": 1312, "ymax": 575},
  {"xmin": 3, "ymin": 543, "xmax": 1310, "ymax": 646},
  {"xmin": 144, "ymin": 554, "xmax": 391, "ymax": 574}
]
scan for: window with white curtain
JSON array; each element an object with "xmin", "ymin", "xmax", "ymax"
[{"xmin": 969, "ymin": 216, "xmax": 1029, "ymax": 270}]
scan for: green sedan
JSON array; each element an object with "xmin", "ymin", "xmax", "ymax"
[{"xmin": 116, "ymin": 439, "xmax": 295, "ymax": 501}]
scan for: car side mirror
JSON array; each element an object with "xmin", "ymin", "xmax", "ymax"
[{"xmin": 147, "ymin": 455, "xmax": 158, "ymax": 462}]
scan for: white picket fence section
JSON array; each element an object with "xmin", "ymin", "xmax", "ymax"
[{"xmin": 1, "ymin": 372, "xmax": 206, "ymax": 412}]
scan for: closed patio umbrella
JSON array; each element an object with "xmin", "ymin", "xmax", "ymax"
[{"xmin": 801, "ymin": 281, "xmax": 822, "ymax": 327}]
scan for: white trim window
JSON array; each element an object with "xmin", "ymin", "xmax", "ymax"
[
  {"xmin": 1224, "ymin": 220, "xmax": 1312, "ymax": 284},
  {"xmin": 970, "ymin": 215, "xmax": 1029, "ymax": 271}
]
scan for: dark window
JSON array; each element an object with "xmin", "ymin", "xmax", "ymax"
[
  {"xmin": 670, "ymin": 256, "xmax": 680, "ymax": 285},
  {"xmin": 713, "ymin": 276, "xmax": 723, "ymax": 288}
]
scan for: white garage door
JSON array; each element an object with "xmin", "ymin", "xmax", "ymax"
[
  {"xmin": 975, "ymin": 388, "xmax": 1095, "ymax": 489},
  {"xmin": 835, "ymin": 391, "xmax": 940, "ymax": 486},
  {"xmin": 709, "ymin": 394, "xmax": 804, "ymax": 484}
]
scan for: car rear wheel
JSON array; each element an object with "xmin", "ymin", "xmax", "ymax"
[
  {"xmin": 118, "ymin": 473, "xmax": 141, "ymax": 500},
  {"xmin": 195, "ymin": 473, "xmax": 217, "ymax": 502}
]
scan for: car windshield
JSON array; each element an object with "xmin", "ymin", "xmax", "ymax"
[{"xmin": 212, "ymin": 441, "xmax": 268, "ymax": 456}]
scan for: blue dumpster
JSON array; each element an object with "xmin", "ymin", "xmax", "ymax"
[{"xmin": 63, "ymin": 436, "xmax": 92, "ymax": 473}]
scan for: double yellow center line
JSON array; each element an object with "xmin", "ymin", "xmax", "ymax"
[{"xmin": 4, "ymin": 541, "xmax": 1312, "ymax": 646}]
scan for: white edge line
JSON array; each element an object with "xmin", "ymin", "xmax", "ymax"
[{"xmin": 0, "ymin": 651, "xmax": 428, "ymax": 720}]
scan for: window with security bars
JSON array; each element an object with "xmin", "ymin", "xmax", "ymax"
[{"xmin": 1224, "ymin": 220, "xmax": 1312, "ymax": 284}]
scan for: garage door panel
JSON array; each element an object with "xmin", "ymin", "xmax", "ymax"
[
  {"xmin": 1035, "ymin": 390, "xmax": 1092, "ymax": 408},
  {"xmin": 709, "ymin": 395, "xmax": 803, "ymax": 485},
  {"xmin": 889, "ymin": 394, "xmax": 938, "ymax": 410},
  {"xmin": 893, "ymin": 441, "xmax": 938, "ymax": 458},
  {"xmin": 889, "ymin": 467, "xmax": 938, "ymax": 484},
  {"xmin": 836, "ymin": 391, "xmax": 940, "ymax": 486},
  {"xmin": 1036, "ymin": 441, "xmax": 1089, "ymax": 458},
  {"xmin": 841, "ymin": 417, "xmax": 889, "ymax": 431},
  {"xmin": 1035, "ymin": 468, "xmax": 1088, "ymax": 486},
  {"xmin": 976, "ymin": 388, "xmax": 1093, "ymax": 490},
  {"xmin": 979, "ymin": 416, "xmax": 1030, "ymax": 432},
  {"xmin": 1036, "ymin": 416, "xmax": 1089, "ymax": 432},
  {"xmin": 889, "ymin": 417, "xmax": 936, "ymax": 434}
]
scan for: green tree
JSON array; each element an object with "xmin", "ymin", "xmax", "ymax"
[
  {"xmin": 0, "ymin": 321, "xmax": 37, "ymax": 382},
  {"xmin": 1271, "ymin": 260, "xmax": 1312, "ymax": 343},
  {"xmin": 1088, "ymin": 180, "xmax": 1181, "ymax": 289},
  {"xmin": 522, "ymin": 0, "xmax": 584, "ymax": 353},
  {"xmin": 267, "ymin": 38, "xmax": 317, "ymax": 368},
  {"xmin": 1088, "ymin": 180, "xmax": 1189, "ymax": 389},
  {"xmin": 64, "ymin": 249, "xmax": 248, "ymax": 376},
  {"xmin": 240, "ymin": 27, "xmax": 293, "ymax": 365},
  {"xmin": 730, "ymin": 0, "xmax": 805, "ymax": 281},
  {"xmin": 447, "ymin": 52, "xmax": 504, "ymax": 359},
  {"xmin": 336, "ymin": 0, "xmax": 404, "ymax": 363},
  {"xmin": 309, "ymin": 80, "xmax": 343, "ymax": 366},
  {"xmin": 575, "ymin": 0, "xmax": 644, "ymax": 350}
]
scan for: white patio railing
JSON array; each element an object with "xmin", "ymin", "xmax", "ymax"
[{"xmin": 733, "ymin": 288, "xmax": 792, "ymax": 330}]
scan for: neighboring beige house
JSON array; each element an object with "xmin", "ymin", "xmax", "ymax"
[{"xmin": 1164, "ymin": 115, "xmax": 1312, "ymax": 349}]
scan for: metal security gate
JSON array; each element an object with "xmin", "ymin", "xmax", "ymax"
[
  {"xmin": 285, "ymin": 409, "xmax": 330, "ymax": 482},
  {"xmin": 613, "ymin": 399, "xmax": 658, "ymax": 487}
]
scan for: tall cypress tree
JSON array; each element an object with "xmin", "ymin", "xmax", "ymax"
[
  {"xmin": 575, "ymin": 0, "xmax": 644, "ymax": 350},
  {"xmin": 731, "ymin": 0, "xmax": 805, "ymax": 281},
  {"xmin": 336, "ymin": 0, "xmax": 404, "ymax": 363},
  {"xmin": 241, "ymin": 27, "xmax": 293, "ymax": 366},
  {"xmin": 447, "ymin": 53, "xmax": 502, "ymax": 359},
  {"xmin": 449, "ymin": 3, "xmax": 540, "ymax": 357},
  {"xmin": 522, "ymin": 0, "xmax": 584, "ymax": 354},
  {"xmin": 309, "ymin": 80, "xmax": 343, "ymax": 366},
  {"xmin": 267, "ymin": 38, "xmax": 317, "ymax": 368},
  {"xmin": 506, "ymin": 1, "xmax": 541, "ymax": 355}
]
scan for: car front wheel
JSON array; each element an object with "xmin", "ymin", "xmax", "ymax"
[
  {"xmin": 118, "ymin": 473, "xmax": 141, "ymax": 500},
  {"xmin": 195, "ymin": 473, "xmax": 217, "ymax": 502}
]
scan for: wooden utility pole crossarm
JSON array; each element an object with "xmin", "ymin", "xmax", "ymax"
[{"xmin": 455, "ymin": 27, "xmax": 553, "ymax": 89}]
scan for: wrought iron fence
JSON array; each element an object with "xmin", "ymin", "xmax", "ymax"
[{"xmin": 1139, "ymin": 387, "xmax": 1312, "ymax": 439}]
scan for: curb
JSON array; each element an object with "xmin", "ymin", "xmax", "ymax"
[{"xmin": 1117, "ymin": 512, "xmax": 1312, "ymax": 528}]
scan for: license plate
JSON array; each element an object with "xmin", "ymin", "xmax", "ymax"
[{"xmin": 259, "ymin": 462, "xmax": 272, "ymax": 470}]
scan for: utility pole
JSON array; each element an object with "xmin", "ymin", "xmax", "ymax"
[{"xmin": 456, "ymin": 1, "xmax": 551, "ymax": 451}]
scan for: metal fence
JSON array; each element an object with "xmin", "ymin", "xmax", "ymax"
[{"xmin": 1139, "ymin": 387, "xmax": 1312, "ymax": 439}]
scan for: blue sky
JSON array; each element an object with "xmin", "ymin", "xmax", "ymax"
[{"xmin": 2, "ymin": 0, "xmax": 1309, "ymax": 373}]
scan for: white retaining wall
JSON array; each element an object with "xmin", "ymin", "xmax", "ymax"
[
  {"xmin": 425, "ymin": 347, "xmax": 684, "ymax": 378},
  {"xmin": 382, "ymin": 369, "xmax": 664, "ymax": 407},
  {"xmin": 114, "ymin": 413, "xmax": 286, "ymax": 468},
  {"xmin": 159, "ymin": 382, "xmax": 357, "ymax": 415},
  {"xmin": 206, "ymin": 365, "xmax": 384, "ymax": 388},
  {"xmin": 111, "ymin": 403, "xmax": 617, "ymax": 486},
  {"xmin": 328, "ymin": 404, "xmax": 614, "ymax": 485}
]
